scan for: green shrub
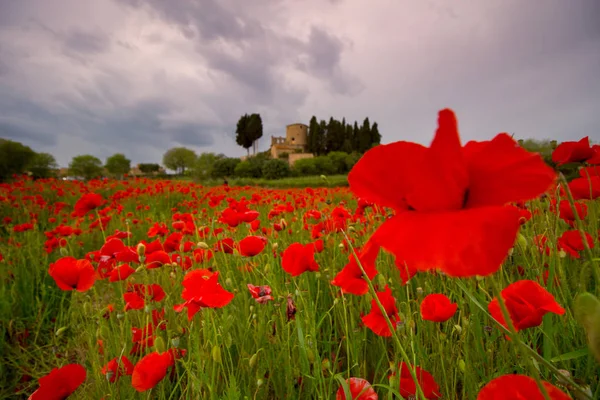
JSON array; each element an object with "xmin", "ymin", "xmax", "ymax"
[
  {"xmin": 327, "ymin": 151, "xmax": 349, "ymax": 174},
  {"xmin": 313, "ymin": 156, "xmax": 335, "ymax": 175},
  {"xmin": 293, "ymin": 158, "xmax": 318, "ymax": 176},
  {"xmin": 345, "ymin": 152, "xmax": 362, "ymax": 171},
  {"xmin": 261, "ymin": 159, "xmax": 290, "ymax": 180},
  {"xmin": 234, "ymin": 158, "xmax": 265, "ymax": 178},
  {"xmin": 211, "ymin": 158, "xmax": 241, "ymax": 178}
]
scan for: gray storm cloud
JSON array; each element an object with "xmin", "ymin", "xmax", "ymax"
[{"xmin": 0, "ymin": 0, "xmax": 598, "ymax": 167}]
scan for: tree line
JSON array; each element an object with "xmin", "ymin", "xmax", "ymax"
[
  {"xmin": 1, "ymin": 135, "xmax": 585, "ymax": 183},
  {"xmin": 307, "ymin": 116, "xmax": 381, "ymax": 155}
]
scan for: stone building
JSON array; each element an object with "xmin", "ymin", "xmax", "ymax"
[{"xmin": 270, "ymin": 123, "xmax": 314, "ymax": 165}]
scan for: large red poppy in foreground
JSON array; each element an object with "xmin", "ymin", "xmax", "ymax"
[{"xmin": 349, "ymin": 109, "xmax": 555, "ymax": 278}]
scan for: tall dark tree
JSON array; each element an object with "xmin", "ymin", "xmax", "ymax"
[
  {"xmin": 236, "ymin": 114, "xmax": 254, "ymax": 156},
  {"xmin": 318, "ymin": 119, "xmax": 328, "ymax": 155},
  {"xmin": 307, "ymin": 116, "xmax": 320, "ymax": 154},
  {"xmin": 247, "ymin": 113, "xmax": 263, "ymax": 155},
  {"xmin": 358, "ymin": 117, "xmax": 372, "ymax": 153},
  {"xmin": 370, "ymin": 122, "xmax": 381, "ymax": 148},
  {"xmin": 352, "ymin": 121, "xmax": 360, "ymax": 151}
]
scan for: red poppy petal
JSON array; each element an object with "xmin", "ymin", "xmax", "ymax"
[
  {"xmin": 463, "ymin": 134, "xmax": 556, "ymax": 208},
  {"xmin": 361, "ymin": 312, "xmax": 390, "ymax": 337},
  {"xmin": 349, "ymin": 141, "xmax": 427, "ymax": 212},
  {"xmin": 405, "ymin": 109, "xmax": 469, "ymax": 212},
  {"xmin": 373, "ymin": 206, "xmax": 521, "ymax": 277},
  {"xmin": 75, "ymin": 260, "xmax": 96, "ymax": 292},
  {"xmin": 477, "ymin": 374, "xmax": 571, "ymax": 399}
]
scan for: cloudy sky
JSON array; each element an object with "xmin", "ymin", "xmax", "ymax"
[{"xmin": 1, "ymin": 0, "xmax": 599, "ymax": 167}]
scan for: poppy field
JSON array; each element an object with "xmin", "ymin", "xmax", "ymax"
[{"xmin": 2, "ymin": 109, "xmax": 600, "ymax": 399}]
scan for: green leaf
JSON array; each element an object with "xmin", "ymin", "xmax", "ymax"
[
  {"xmin": 573, "ymin": 292, "xmax": 600, "ymax": 364},
  {"xmin": 550, "ymin": 348, "xmax": 589, "ymax": 362}
]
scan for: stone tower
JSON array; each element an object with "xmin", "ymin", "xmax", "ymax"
[{"xmin": 286, "ymin": 123, "xmax": 308, "ymax": 147}]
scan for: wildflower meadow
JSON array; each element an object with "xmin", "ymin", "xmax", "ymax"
[{"xmin": 1, "ymin": 109, "xmax": 600, "ymax": 399}]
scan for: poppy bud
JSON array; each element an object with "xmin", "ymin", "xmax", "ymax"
[
  {"xmin": 321, "ymin": 358, "xmax": 330, "ymax": 370},
  {"xmin": 154, "ymin": 336, "xmax": 166, "ymax": 353},
  {"xmin": 59, "ymin": 247, "xmax": 69, "ymax": 256},
  {"xmin": 388, "ymin": 373, "xmax": 398, "ymax": 388},
  {"xmin": 196, "ymin": 241, "xmax": 209, "ymax": 250},
  {"xmin": 137, "ymin": 243, "xmax": 145, "ymax": 257},
  {"xmin": 416, "ymin": 287, "xmax": 423, "ymax": 296},
  {"xmin": 135, "ymin": 265, "xmax": 145, "ymax": 273},
  {"xmin": 212, "ymin": 345, "xmax": 222, "ymax": 363},
  {"xmin": 458, "ymin": 359, "xmax": 466, "ymax": 373},
  {"xmin": 377, "ymin": 274, "xmax": 386, "ymax": 288},
  {"xmin": 225, "ymin": 278, "xmax": 232, "ymax": 286},
  {"xmin": 306, "ymin": 348, "xmax": 315, "ymax": 363},
  {"xmin": 249, "ymin": 352, "xmax": 259, "ymax": 368},
  {"xmin": 257, "ymin": 379, "xmax": 264, "ymax": 388},
  {"xmin": 55, "ymin": 326, "xmax": 67, "ymax": 337},
  {"xmin": 517, "ymin": 233, "xmax": 527, "ymax": 248},
  {"xmin": 557, "ymin": 369, "xmax": 570, "ymax": 385},
  {"xmin": 558, "ymin": 249, "xmax": 567, "ymax": 258}
]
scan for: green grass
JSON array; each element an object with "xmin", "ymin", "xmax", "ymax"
[{"xmin": 0, "ymin": 178, "xmax": 598, "ymax": 399}]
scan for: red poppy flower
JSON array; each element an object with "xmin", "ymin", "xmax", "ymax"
[
  {"xmin": 247, "ymin": 284, "xmax": 274, "ymax": 304},
  {"xmin": 488, "ymin": 280, "xmax": 565, "ymax": 332},
  {"xmin": 558, "ymin": 230, "xmax": 594, "ymax": 258},
  {"xmin": 101, "ymin": 356, "xmax": 134, "ymax": 383},
  {"xmin": 131, "ymin": 351, "xmax": 172, "ymax": 392},
  {"xmin": 73, "ymin": 193, "xmax": 103, "ymax": 217},
  {"xmin": 361, "ymin": 285, "xmax": 401, "ymax": 337},
  {"xmin": 108, "ymin": 264, "xmax": 135, "ymax": 282},
  {"xmin": 420, "ymin": 294, "xmax": 458, "ymax": 322},
  {"xmin": 331, "ymin": 242, "xmax": 379, "ymax": 295},
  {"xmin": 29, "ymin": 363, "xmax": 86, "ymax": 400},
  {"xmin": 124, "ymin": 292, "xmax": 145, "ymax": 311},
  {"xmin": 174, "ymin": 269, "xmax": 234, "ymax": 320},
  {"xmin": 349, "ymin": 109, "xmax": 555, "ymax": 277},
  {"xmin": 477, "ymin": 374, "xmax": 571, "ymax": 399},
  {"xmin": 281, "ymin": 242, "xmax": 320, "ymax": 277},
  {"xmin": 238, "ymin": 236, "xmax": 267, "ymax": 257},
  {"xmin": 552, "ymin": 199, "xmax": 587, "ymax": 226},
  {"xmin": 392, "ymin": 362, "xmax": 441, "ymax": 399},
  {"xmin": 48, "ymin": 257, "xmax": 96, "ymax": 292},
  {"xmin": 214, "ymin": 237, "xmax": 235, "ymax": 254},
  {"xmin": 568, "ymin": 176, "xmax": 600, "ymax": 200},
  {"xmin": 551, "ymin": 137, "xmax": 594, "ymax": 165},
  {"xmin": 336, "ymin": 377, "xmax": 378, "ymax": 400},
  {"xmin": 145, "ymin": 251, "xmax": 171, "ymax": 269}
]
